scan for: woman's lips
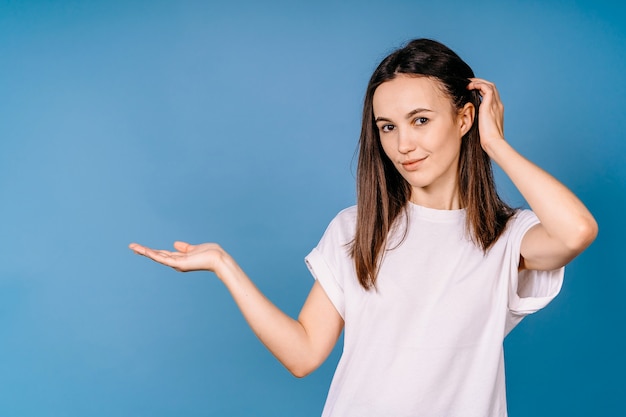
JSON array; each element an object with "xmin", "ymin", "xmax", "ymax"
[{"xmin": 401, "ymin": 157, "xmax": 427, "ymax": 171}]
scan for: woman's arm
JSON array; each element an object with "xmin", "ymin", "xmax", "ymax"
[
  {"xmin": 129, "ymin": 241, "xmax": 344, "ymax": 377},
  {"xmin": 467, "ymin": 79, "xmax": 598, "ymax": 271}
]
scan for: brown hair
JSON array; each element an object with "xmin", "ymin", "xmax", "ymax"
[{"xmin": 351, "ymin": 38, "xmax": 514, "ymax": 289}]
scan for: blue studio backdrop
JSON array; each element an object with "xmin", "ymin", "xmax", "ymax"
[{"xmin": 1, "ymin": 1, "xmax": 624, "ymax": 416}]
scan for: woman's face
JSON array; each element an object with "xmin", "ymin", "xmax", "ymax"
[{"xmin": 373, "ymin": 74, "xmax": 473, "ymax": 209}]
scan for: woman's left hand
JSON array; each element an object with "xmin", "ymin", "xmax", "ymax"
[
  {"xmin": 466, "ymin": 78, "xmax": 597, "ymax": 271},
  {"xmin": 467, "ymin": 78, "xmax": 506, "ymax": 153}
]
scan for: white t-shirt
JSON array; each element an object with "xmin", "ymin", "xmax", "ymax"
[{"xmin": 305, "ymin": 203, "xmax": 563, "ymax": 417}]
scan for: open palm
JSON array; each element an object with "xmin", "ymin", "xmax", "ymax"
[{"xmin": 129, "ymin": 241, "xmax": 225, "ymax": 273}]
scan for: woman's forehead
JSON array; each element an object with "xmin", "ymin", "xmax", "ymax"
[{"xmin": 373, "ymin": 75, "xmax": 452, "ymax": 115}]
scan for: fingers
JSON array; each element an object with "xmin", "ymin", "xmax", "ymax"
[
  {"xmin": 173, "ymin": 241, "xmax": 192, "ymax": 253},
  {"xmin": 129, "ymin": 242, "xmax": 192, "ymax": 254},
  {"xmin": 129, "ymin": 242, "xmax": 146, "ymax": 255},
  {"xmin": 129, "ymin": 243, "xmax": 163, "ymax": 258},
  {"xmin": 466, "ymin": 78, "xmax": 506, "ymax": 149},
  {"xmin": 467, "ymin": 78, "xmax": 504, "ymax": 123},
  {"xmin": 467, "ymin": 78, "xmax": 502, "ymax": 104},
  {"xmin": 128, "ymin": 242, "xmax": 182, "ymax": 268},
  {"xmin": 130, "ymin": 241, "xmax": 221, "ymax": 273},
  {"xmin": 467, "ymin": 77, "xmax": 496, "ymax": 90}
]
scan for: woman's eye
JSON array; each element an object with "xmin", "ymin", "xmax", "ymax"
[
  {"xmin": 381, "ymin": 124, "xmax": 395, "ymax": 133},
  {"xmin": 414, "ymin": 117, "xmax": 429, "ymax": 125}
]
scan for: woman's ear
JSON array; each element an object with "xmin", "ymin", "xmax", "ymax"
[{"xmin": 458, "ymin": 102, "xmax": 475, "ymax": 136}]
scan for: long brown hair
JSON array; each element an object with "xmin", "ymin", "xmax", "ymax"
[{"xmin": 351, "ymin": 38, "xmax": 514, "ymax": 289}]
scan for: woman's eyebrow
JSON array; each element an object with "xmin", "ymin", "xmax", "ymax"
[
  {"xmin": 406, "ymin": 108, "xmax": 434, "ymax": 118},
  {"xmin": 374, "ymin": 108, "xmax": 434, "ymax": 123}
]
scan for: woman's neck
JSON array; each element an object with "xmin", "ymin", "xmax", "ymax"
[{"xmin": 409, "ymin": 185, "xmax": 461, "ymax": 210}]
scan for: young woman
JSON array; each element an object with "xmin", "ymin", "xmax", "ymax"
[{"xmin": 129, "ymin": 39, "xmax": 597, "ymax": 416}]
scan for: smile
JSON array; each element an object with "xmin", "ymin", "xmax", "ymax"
[{"xmin": 401, "ymin": 157, "xmax": 427, "ymax": 171}]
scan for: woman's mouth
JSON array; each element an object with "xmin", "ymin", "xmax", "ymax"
[{"xmin": 401, "ymin": 157, "xmax": 427, "ymax": 171}]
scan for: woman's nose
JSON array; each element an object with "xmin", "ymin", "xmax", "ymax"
[{"xmin": 397, "ymin": 128, "xmax": 417, "ymax": 154}]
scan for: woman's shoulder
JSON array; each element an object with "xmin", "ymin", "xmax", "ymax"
[
  {"xmin": 328, "ymin": 205, "xmax": 358, "ymax": 228},
  {"xmin": 318, "ymin": 205, "xmax": 358, "ymax": 242},
  {"xmin": 499, "ymin": 208, "xmax": 541, "ymax": 244},
  {"xmin": 509, "ymin": 208, "xmax": 540, "ymax": 229},
  {"xmin": 335, "ymin": 205, "xmax": 358, "ymax": 220}
]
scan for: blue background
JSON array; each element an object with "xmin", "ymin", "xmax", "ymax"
[{"xmin": 1, "ymin": 0, "xmax": 624, "ymax": 415}]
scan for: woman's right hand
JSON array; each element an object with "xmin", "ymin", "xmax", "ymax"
[
  {"xmin": 129, "ymin": 240, "xmax": 344, "ymax": 377},
  {"xmin": 129, "ymin": 241, "xmax": 228, "ymax": 274}
]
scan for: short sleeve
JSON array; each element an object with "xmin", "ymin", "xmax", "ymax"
[
  {"xmin": 304, "ymin": 208, "xmax": 357, "ymax": 320},
  {"xmin": 505, "ymin": 210, "xmax": 564, "ymax": 333}
]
